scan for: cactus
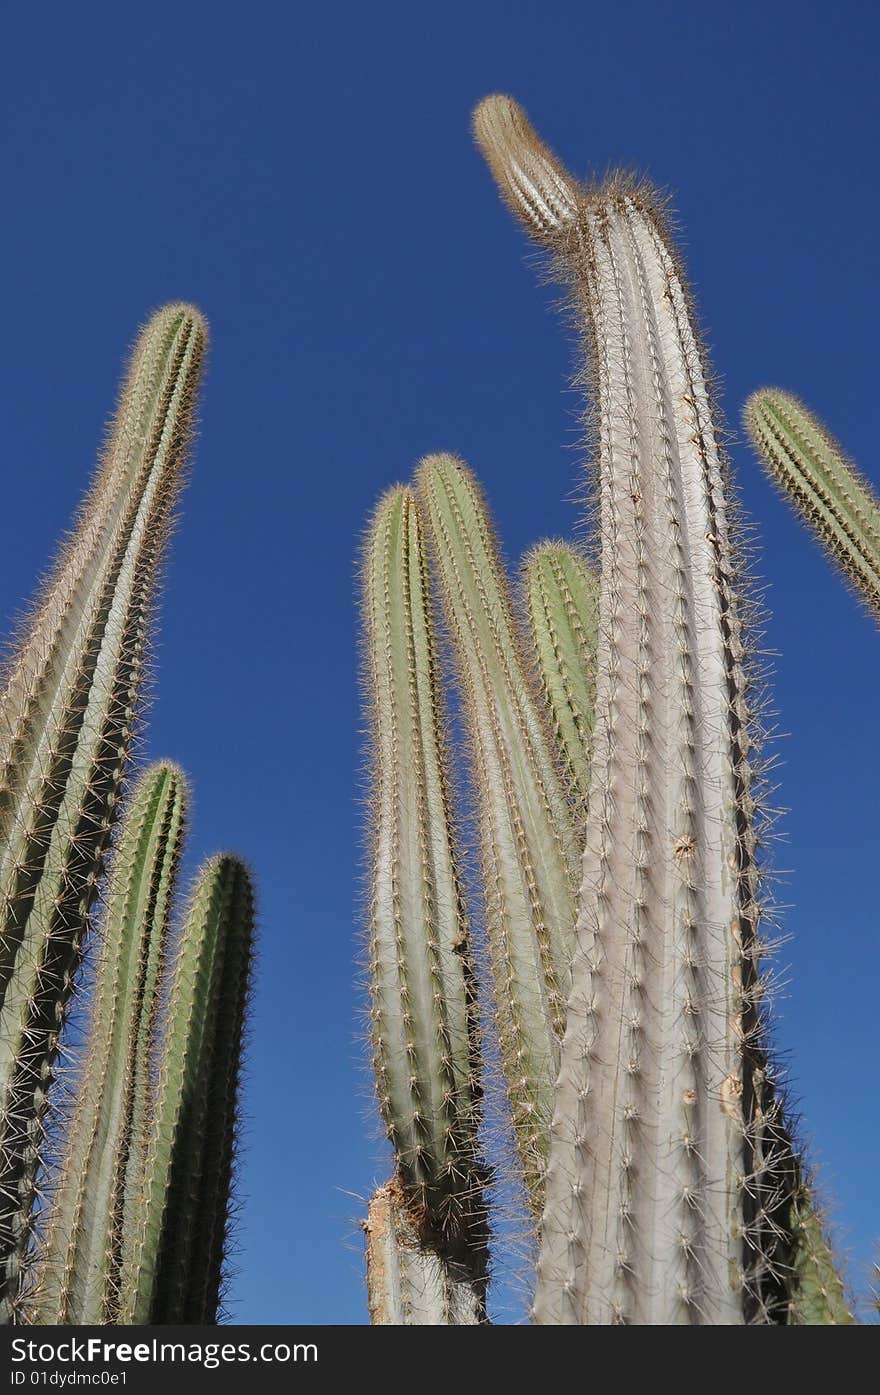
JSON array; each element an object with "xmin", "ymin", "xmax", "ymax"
[
  {"xmin": 416, "ymin": 455, "xmax": 580, "ymax": 1210},
  {"xmin": 116, "ymin": 854, "xmax": 255, "ymax": 1325},
  {"xmin": 33, "ymin": 762, "xmax": 188, "ymax": 1323},
  {"xmin": 524, "ymin": 543, "xmax": 599, "ymax": 814},
  {"xmin": 745, "ymin": 388, "xmax": 880, "ymax": 620},
  {"xmin": 0, "ymin": 304, "xmax": 206, "ymax": 1317},
  {"xmin": 787, "ymin": 1188, "xmax": 854, "ymax": 1325},
  {"xmin": 364, "ymin": 1179, "xmax": 484, "ymax": 1325},
  {"xmin": 474, "ymin": 95, "xmax": 793, "ymax": 1323},
  {"xmin": 361, "ymin": 486, "xmax": 487, "ymax": 1319}
]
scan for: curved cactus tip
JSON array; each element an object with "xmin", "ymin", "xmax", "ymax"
[
  {"xmin": 147, "ymin": 300, "xmax": 209, "ymax": 341},
  {"xmin": 472, "ymin": 94, "xmax": 580, "ymax": 243}
]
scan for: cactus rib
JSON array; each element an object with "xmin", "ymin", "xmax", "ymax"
[
  {"xmin": 33, "ymin": 762, "xmax": 187, "ymax": 1323},
  {"xmin": 476, "ymin": 96, "xmax": 788, "ymax": 1323},
  {"xmin": 0, "ymin": 305, "xmax": 206, "ymax": 1316},
  {"xmin": 745, "ymin": 388, "xmax": 880, "ymax": 619},
  {"xmin": 416, "ymin": 454, "xmax": 579, "ymax": 1209}
]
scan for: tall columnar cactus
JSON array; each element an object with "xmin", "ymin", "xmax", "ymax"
[
  {"xmin": 362, "ymin": 486, "xmax": 486, "ymax": 1321},
  {"xmin": 524, "ymin": 542, "xmax": 599, "ymax": 815},
  {"xmin": 474, "ymin": 96, "xmax": 791, "ymax": 1323},
  {"xmin": 33, "ymin": 762, "xmax": 188, "ymax": 1324},
  {"xmin": 117, "ymin": 854, "xmax": 255, "ymax": 1325},
  {"xmin": 0, "ymin": 304, "xmax": 206, "ymax": 1317},
  {"xmin": 745, "ymin": 389, "xmax": 880, "ymax": 619},
  {"xmin": 416, "ymin": 455, "xmax": 581, "ymax": 1209}
]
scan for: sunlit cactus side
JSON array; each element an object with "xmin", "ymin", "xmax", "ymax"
[
  {"xmin": 32, "ymin": 762, "xmax": 188, "ymax": 1324},
  {"xmin": 524, "ymin": 542, "xmax": 599, "ymax": 816},
  {"xmin": 416, "ymin": 454, "xmax": 580, "ymax": 1212},
  {"xmin": 475, "ymin": 96, "xmax": 792, "ymax": 1323},
  {"xmin": 745, "ymin": 389, "xmax": 880, "ymax": 620},
  {"xmin": 365, "ymin": 1179, "xmax": 484, "ymax": 1326},
  {"xmin": 0, "ymin": 304, "xmax": 206, "ymax": 1319},
  {"xmin": 362, "ymin": 486, "xmax": 487, "ymax": 1322},
  {"xmin": 116, "ymin": 855, "xmax": 255, "ymax": 1325}
]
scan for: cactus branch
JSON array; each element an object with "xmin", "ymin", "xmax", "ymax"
[
  {"xmin": 417, "ymin": 454, "xmax": 579, "ymax": 1210},
  {"xmin": 745, "ymin": 388, "xmax": 880, "ymax": 621},
  {"xmin": 364, "ymin": 1179, "xmax": 486, "ymax": 1325},
  {"xmin": 32, "ymin": 762, "xmax": 188, "ymax": 1323}
]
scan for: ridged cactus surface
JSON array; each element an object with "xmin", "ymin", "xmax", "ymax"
[
  {"xmin": 0, "ymin": 305, "xmax": 206, "ymax": 1317},
  {"xmin": 117, "ymin": 854, "xmax": 255, "ymax": 1325},
  {"xmin": 417, "ymin": 454, "xmax": 579, "ymax": 1210},
  {"xmin": 34, "ymin": 762, "xmax": 188, "ymax": 1323},
  {"xmin": 745, "ymin": 388, "xmax": 880, "ymax": 619},
  {"xmin": 362, "ymin": 487, "xmax": 482, "ymax": 1237},
  {"xmin": 524, "ymin": 542, "xmax": 599, "ymax": 814},
  {"xmin": 476, "ymin": 97, "xmax": 786, "ymax": 1323}
]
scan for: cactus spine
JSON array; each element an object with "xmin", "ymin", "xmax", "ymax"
[
  {"xmin": 416, "ymin": 455, "xmax": 580, "ymax": 1209},
  {"xmin": 34, "ymin": 762, "xmax": 188, "ymax": 1323},
  {"xmin": 524, "ymin": 543, "xmax": 599, "ymax": 814},
  {"xmin": 362, "ymin": 486, "xmax": 486, "ymax": 1320},
  {"xmin": 745, "ymin": 389, "xmax": 880, "ymax": 619},
  {"xmin": 0, "ymin": 305, "xmax": 206, "ymax": 1317},
  {"xmin": 117, "ymin": 854, "xmax": 255, "ymax": 1325},
  {"xmin": 475, "ymin": 97, "xmax": 788, "ymax": 1323}
]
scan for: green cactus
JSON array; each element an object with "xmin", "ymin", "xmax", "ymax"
[
  {"xmin": 416, "ymin": 455, "xmax": 580, "ymax": 1211},
  {"xmin": 0, "ymin": 304, "xmax": 206, "ymax": 1318},
  {"xmin": 474, "ymin": 94, "xmax": 795, "ymax": 1324},
  {"xmin": 361, "ymin": 485, "xmax": 487, "ymax": 1317},
  {"xmin": 745, "ymin": 388, "xmax": 880, "ymax": 619},
  {"xmin": 117, "ymin": 854, "xmax": 255, "ymax": 1325},
  {"xmin": 33, "ymin": 762, "xmax": 188, "ymax": 1323},
  {"xmin": 364, "ymin": 1179, "xmax": 485, "ymax": 1325},
  {"xmin": 787, "ymin": 1189, "xmax": 854, "ymax": 1325},
  {"xmin": 524, "ymin": 542, "xmax": 599, "ymax": 815}
]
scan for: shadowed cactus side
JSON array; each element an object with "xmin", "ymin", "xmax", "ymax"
[
  {"xmin": 745, "ymin": 388, "xmax": 880, "ymax": 620},
  {"xmin": 0, "ymin": 305, "xmax": 206, "ymax": 1319}
]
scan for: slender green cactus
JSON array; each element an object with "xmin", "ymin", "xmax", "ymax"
[
  {"xmin": 475, "ymin": 96, "xmax": 792, "ymax": 1323},
  {"xmin": 745, "ymin": 388, "xmax": 880, "ymax": 619},
  {"xmin": 787, "ymin": 1189, "xmax": 853, "ymax": 1324},
  {"xmin": 416, "ymin": 455, "xmax": 580, "ymax": 1210},
  {"xmin": 365, "ymin": 1179, "xmax": 484, "ymax": 1325},
  {"xmin": 524, "ymin": 542, "xmax": 599, "ymax": 815},
  {"xmin": 33, "ymin": 762, "xmax": 188, "ymax": 1323},
  {"xmin": 117, "ymin": 854, "xmax": 255, "ymax": 1325},
  {"xmin": 361, "ymin": 486, "xmax": 487, "ymax": 1315},
  {"xmin": 0, "ymin": 304, "xmax": 206, "ymax": 1318}
]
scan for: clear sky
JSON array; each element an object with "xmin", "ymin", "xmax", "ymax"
[{"xmin": 3, "ymin": 2, "xmax": 877, "ymax": 1323}]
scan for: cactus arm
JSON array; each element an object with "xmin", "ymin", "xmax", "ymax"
[
  {"xmin": 0, "ymin": 305, "xmax": 205, "ymax": 1315},
  {"xmin": 745, "ymin": 389, "xmax": 880, "ymax": 618},
  {"xmin": 116, "ymin": 855, "xmax": 254, "ymax": 1325},
  {"xmin": 416, "ymin": 455, "xmax": 579, "ymax": 1208},
  {"xmin": 524, "ymin": 542, "xmax": 599, "ymax": 814},
  {"xmin": 32, "ymin": 762, "xmax": 187, "ymax": 1323},
  {"xmin": 363, "ymin": 488, "xmax": 481, "ymax": 1218},
  {"xmin": 364, "ymin": 1180, "xmax": 485, "ymax": 1325},
  {"xmin": 476, "ymin": 97, "xmax": 784, "ymax": 1323}
]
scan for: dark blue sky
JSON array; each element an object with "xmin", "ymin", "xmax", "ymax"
[{"xmin": 3, "ymin": 3, "xmax": 877, "ymax": 1322}]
